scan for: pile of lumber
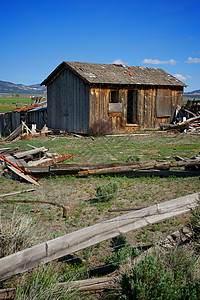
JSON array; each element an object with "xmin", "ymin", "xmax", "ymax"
[
  {"xmin": 160, "ymin": 115, "xmax": 200, "ymax": 132},
  {"xmin": 0, "ymin": 145, "xmax": 73, "ymax": 185},
  {"xmin": 25, "ymin": 155, "xmax": 200, "ymax": 178},
  {"xmin": 160, "ymin": 101, "xmax": 200, "ymax": 133},
  {"xmin": 5, "ymin": 122, "xmax": 52, "ymax": 142}
]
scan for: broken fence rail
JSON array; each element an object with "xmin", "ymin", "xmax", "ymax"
[{"xmin": 0, "ymin": 192, "xmax": 198, "ymax": 281}]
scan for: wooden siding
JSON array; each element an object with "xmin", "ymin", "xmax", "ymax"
[
  {"xmin": 89, "ymin": 85, "xmax": 183, "ymax": 132},
  {"xmin": 47, "ymin": 69, "xmax": 90, "ymax": 134},
  {"xmin": 27, "ymin": 110, "xmax": 47, "ymax": 130},
  {"xmin": 137, "ymin": 87, "xmax": 183, "ymax": 129}
]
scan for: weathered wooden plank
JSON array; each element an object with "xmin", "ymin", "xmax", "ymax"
[
  {"xmin": 0, "ymin": 277, "xmax": 116, "ymax": 299},
  {"xmin": 67, "ymin": 276, "xmax": 116, "ymax": 291},
  {"xmin": 152, "ymin": 89, "xmax": 156, "ymax": 128},
  {"xmin": 0, "ymin": 154, "xmax": 39, "ymax": 185},
  {"xmin": 7, "ymin": 165, "xmax": 40, "ymax": 186},
  {"xmin": 160, "ymin": 115, "xmax": 200, "ymax": 130},
  {"xmin": 139, "ymin": 90, "xmax": 144, "ymax": 128},
  {"xmin": 0, "ymin": 189, "xmax": 35, "ymax": 198},
  {"xmin": 79, "ymin": 170, "xmax": 200, "ymax": 178},
  {"xmin": 78, "ymin": 159, "xmax": 200, "ymax": 177},
  {"xmin": 13, "ymin": 147, "xmax": 48, "ymax": 159},
  {"xmin": 5, "ymin": 124, "xmax": 22, "ymax": 142},
  {"xmin": 25, "ymin": 166, "xmax": 49, "ymax": 173},
  {"xmin": 0, "ymin": 193, "xmax": 198, "ymax": 281}
]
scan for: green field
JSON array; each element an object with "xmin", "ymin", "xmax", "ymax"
[{"xmin": 0, "ymin": 96, "xmax": 36, "ymax": 112}]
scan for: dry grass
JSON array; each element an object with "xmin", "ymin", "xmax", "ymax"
[{"xmin": 0, "ymin": 210, "xmax": 37, "ymax": 258}]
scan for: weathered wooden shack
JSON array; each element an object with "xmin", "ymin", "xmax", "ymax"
[
  {"xmin": 41, "ymin": 61, "xmax": 186, "ymax": 134},
  {"xmin": 0, "ymin": 101, "xmax": 47, "ymax": 137}
]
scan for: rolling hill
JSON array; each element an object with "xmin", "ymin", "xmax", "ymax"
[
  {"xmin": 0, "ymin": 80, "xmax": 46, "ymax": 94},
  {"xmin": 184, "ymin": 89, "xmax": 200, "ymax": 95}
]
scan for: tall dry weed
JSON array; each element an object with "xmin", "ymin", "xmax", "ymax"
[{"xmin": 0, "ymin": 209, "xmax": 37, "ymax": 258}]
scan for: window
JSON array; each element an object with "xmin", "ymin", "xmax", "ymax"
[{"xmin": 110, "ymin": 91, "xmax": 120, "ymax": 103}]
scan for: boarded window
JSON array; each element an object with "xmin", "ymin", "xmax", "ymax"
[
  {"xmin": 110, "ymin": 91, "xmax": 120, "ymax": 103},
  {"xmin": 108, "ymin": 103, "xmax": 122, "ymax": 113},
  {"xmin": 156, "ymin": 90, "xmax": 172, "ymax": 117}
]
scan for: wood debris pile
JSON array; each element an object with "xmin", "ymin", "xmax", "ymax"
[
  {"xmin": 5, "ymin": 122, "xmax": 52, "ymax": 142},
  {"xmin": 25, "ymin": 154, "xmax": 200, "ymax": 178},
  {"xmin": 160, "ymin": 100, "xmax": 200, "ymax": 133},
  {"xmin": 0, "ymin": 145, "xmax": 73, "ymax": 185}
]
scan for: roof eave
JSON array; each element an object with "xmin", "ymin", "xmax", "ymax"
[{"xmin": 41, "ymin": 62, "xmax": 90, "ymax": 86}]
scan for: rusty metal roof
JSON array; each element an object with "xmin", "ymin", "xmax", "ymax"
[
  {"xmin": 13, "ymin": 101, "xmax": 47, "ymax": 112},
  {"xmin": 41, "ymin": 61, "xmax": 187, "ymax": 87}
]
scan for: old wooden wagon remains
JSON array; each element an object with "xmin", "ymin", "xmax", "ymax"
[{"xmin": 41, "ymin": 61, "xmax": 186, "ymax": 134}]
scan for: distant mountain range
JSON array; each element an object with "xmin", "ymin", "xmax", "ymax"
[
  {"xmin": 0, "ymin": 80, "xmax": 46, "ymax": 94},
  {"xmin": 0, "ymin": 79, "xmax": 199, "ymax": 96},
  {"xmin": 184, "ymin": 89, "xmax": 200, "ymax": 95}
]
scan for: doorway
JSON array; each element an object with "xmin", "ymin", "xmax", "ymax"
[{"xmin": 127, "ymin": 90, "xmax": 137, "ymax": 124}]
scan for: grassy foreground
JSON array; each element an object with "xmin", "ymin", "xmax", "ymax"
[{"xmin": 0, "ymin": 132, "xmax": 199, "ymax": 298}]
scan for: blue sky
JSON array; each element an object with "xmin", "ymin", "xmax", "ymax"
[{"xmin": 0, "ymin": 0, "xmax": 199, "ymax": 91}]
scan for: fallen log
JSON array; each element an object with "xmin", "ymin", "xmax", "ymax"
[{"xmin": 0, "ymin": 192, "xmax": 198, "ymax": 281}]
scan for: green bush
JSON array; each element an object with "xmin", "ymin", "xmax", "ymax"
[
  {"xmin": 126, "ymin": 155, "xmax": 140, "ymax": 162},
  {"xmin": 106, "ymin": 245, "xmax": 133, "ymax": 268},
  {"xmin": 120, "ymin": 253, "xmax": 200, "ymax": 300},
  {"xmin": 95, "ymin": 182, "xmax": 119, "ymax": 202},
  {"xmin": 110, "ymin": 235, "xmax": 127, "ymax": 250}
]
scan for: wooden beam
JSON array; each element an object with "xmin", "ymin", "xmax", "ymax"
[
  {"xmin": 0, "ymin": 193, "xmax": 198, "ymax": 281},
  {"xmin": 78, "ymin": 162, "xmax": 200, "ymax": 176},
  {"xmin": 0, "ymin": 189, "xmax": 35, "ymax": 198},
  {"xmin": 0, "ymin": 154, "xmax": 39, "ymax": 185},
  {"xmin": 7, "ymin": 165, "xmax": 40, "ymax": 186},
  {"xmin": 160, "ymin": 115, "xmax": 200, "ymax": 130},
  {"xmin": 13, "ymin": 147, "xmax": 48, "ymax": 159},
  {"xmin": 0, "ymin": 277, "xmax": 116, "ymax": 299}
]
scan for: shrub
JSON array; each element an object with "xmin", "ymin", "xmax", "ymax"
[
  {"xmin": 95, "ymin": 182, "xmax": 119, "ymax": 202},
  {"xmin": 110, "ymin": 235, "xmax": 127, "ymax": 250},
  {"xmin": 0, "ymin": 211, "xmax": 37, "ymax": 258},
  {"xmin": 120, "ymin": 251, "xmax": 200, "ymax": 300},
  {"xmin": 106, "ymin": 245, "xmax": 133, "ymax": 268},
  {"xmin": 126, "ymin": 155, "xmax": 140, "ymax": 162},
  {"xmin": 90, "ymin": 119, "xmax": 112, "ymax": 136}
]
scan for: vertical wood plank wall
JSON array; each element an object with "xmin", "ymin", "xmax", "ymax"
[
  {"xmin": 89, "ymin": 86, "xmax": 183, "ymax": 132},
  {"xmin": 47, "ymin": 70, "xmax": 183, "ymax": 134},
  {"xmin": 138, "ymin": 87, "xmax": 183, "ymax": 129},
  {"xmin": 47, "ymin": 69, "xmax": 90, "ymax": 134}
]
